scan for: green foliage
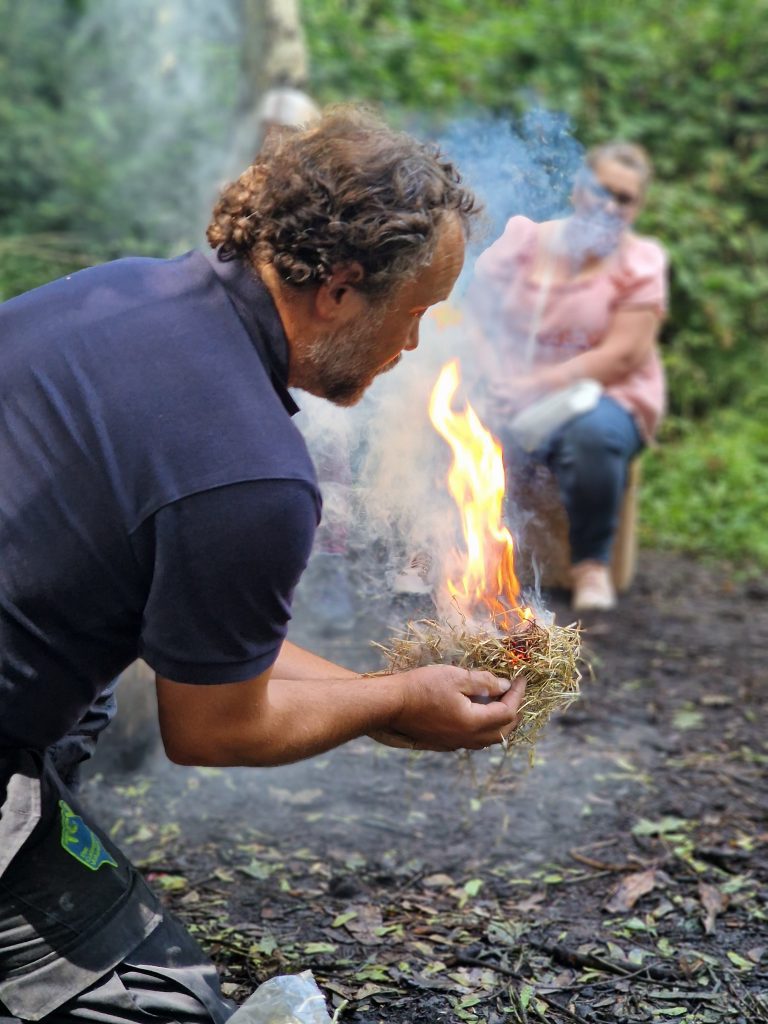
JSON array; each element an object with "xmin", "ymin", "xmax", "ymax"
[
  {"xmin": 640, "ymin": 407, "xmax": 768, "ymax": 568},
  {"xmin": 0, "ymin": 0, "xmax": 241, "ymax": 299},
  {"xmin": 304, "ymin": 0, "xmax": 768, "ymax": 420},
  {"xmin": 0, "ymin": 0, "xmax": 765, "ymax": 565}
]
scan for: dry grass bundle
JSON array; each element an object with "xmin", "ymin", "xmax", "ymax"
[{"xmin": 376, "ymin": 616, "xmax": 581, "ymax": 761}]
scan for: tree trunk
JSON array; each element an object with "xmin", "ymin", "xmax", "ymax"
[{"xmin": 241, "ymin": 0, "xmax": 309, "ymax": 101}]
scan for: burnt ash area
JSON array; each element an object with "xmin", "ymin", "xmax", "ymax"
[{"xmin": 83, "ymin": 551, "xmax": 768, "ymax": 1023}]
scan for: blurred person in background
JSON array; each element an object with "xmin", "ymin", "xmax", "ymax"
[
  {"xmin": 468, "ymin": 142, "xmax": 668, "ymax": 611},
  {"xmin": 252, "ymin": 85, "xmax": 321, "ymax": 148},
  {"xmin": 0, "ymin": 106, "xmax": 526, "ymax": 1023}
]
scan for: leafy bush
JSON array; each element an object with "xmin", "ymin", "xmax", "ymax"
[
  {"xmin": 304, "ymin": 0, "xmax": 768, "ymax": 420},
  {"xmin": 641, "ymin": 408, "xmax": 768, "ymax": 569},
  {"xmin": 0, "ymin": 0, "xmax": 240, "ymax": 299},
  {"xmin": 1, "ymin": 0, "xmax": 765, "ymax": 565}
]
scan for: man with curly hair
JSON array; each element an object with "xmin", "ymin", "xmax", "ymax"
[{"xmin": 0, "ymin": 106, "xmax": 525, "ymax": 1021}]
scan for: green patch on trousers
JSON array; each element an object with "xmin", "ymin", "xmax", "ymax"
[{"xmin": 59, "ymin": 799, "xmax": 118, "ymax": 870}]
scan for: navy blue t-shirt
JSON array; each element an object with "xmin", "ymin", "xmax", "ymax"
[{"xmin": 0, "ymin": 251, "xmax": 321, "ymax": 750}]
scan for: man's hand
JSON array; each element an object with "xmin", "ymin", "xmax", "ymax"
[
  {"xmin": 156, "ymin": 653, "xmax": 525, "ymax": 768},
  {"xmin": 375, "ymin": 664, "xmax": 526, "ymax": 751}
]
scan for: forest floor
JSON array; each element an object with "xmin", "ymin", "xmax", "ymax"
[{"xmin": 84, "ymin": 551, "xmax": 768, "ymax": 1024}]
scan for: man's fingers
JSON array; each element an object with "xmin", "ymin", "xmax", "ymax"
[
  {"xmin": 468, "ymin": 677, "xmax": 526, "ymax": 737},
  {"xmin": 460, "ymin": 669, "xmax": 517, "ymax": 700},
  {"xmin": 497, "ymin": 676, "xmax": 527, "ymax": 711},
  {"xmin": 462, "ymin": 672, "xmax": 527, "ymax": 714}
]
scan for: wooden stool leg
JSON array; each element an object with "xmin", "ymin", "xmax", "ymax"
[
  {"xmin": 610, "ymin": 459, "xmax": 641, "ymax": 593},
  {"xmin": 519, "ymin": 459, "xmax": 641, "ymax": 594}
]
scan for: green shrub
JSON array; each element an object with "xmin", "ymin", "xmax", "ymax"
[
  {"xmin": 304, "ymin": 0, "xmax": 768, "ymax": 420},
  {"xmin": 640, "ymin": 407, "xmax": 768, "ymax": 569}
]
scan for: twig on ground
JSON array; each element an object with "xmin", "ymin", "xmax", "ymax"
[{"xmin": 530, "ymin": 940, "xmax": 681, "ymax": 983}]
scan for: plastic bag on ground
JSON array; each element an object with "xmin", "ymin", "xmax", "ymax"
[{"xmin": 227, "ymin": 970, "xmax": 333, "ymax": 1024}]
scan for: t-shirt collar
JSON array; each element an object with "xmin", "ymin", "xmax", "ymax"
[{"xmin": 206, "ymin": 250, "xmax": 299, "ymax": 415}]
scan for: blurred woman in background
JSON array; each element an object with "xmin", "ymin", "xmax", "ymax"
[{"xmin": 469, "ymin": 142, "xmax": 668, "ymax": 611}]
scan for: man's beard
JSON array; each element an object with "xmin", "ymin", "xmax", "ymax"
[{"xmin": 303, "ymin": 305, "xmax": 398, "ymax": 407}]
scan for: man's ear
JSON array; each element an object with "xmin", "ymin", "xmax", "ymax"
[{"xmin": 314, "ymin": 262, "xmax": 367, "ymax": 322}]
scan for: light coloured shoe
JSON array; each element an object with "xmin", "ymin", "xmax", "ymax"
[
  {"xmin": 571, "ymin": 560, "xmax": 616, "ymax": 611},
  {"xmin": 393, "ymin": 552, "xmax": 433, "ymax": 595}
]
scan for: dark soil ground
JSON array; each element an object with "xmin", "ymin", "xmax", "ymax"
[{"xmin": 84, "ymin": 551, "xmax": 768, "ymax": 1024}]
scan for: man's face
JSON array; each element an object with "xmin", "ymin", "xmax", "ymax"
[{"xmin": 306, "ymin": 215, "xmax": 466, "ymax": 406}]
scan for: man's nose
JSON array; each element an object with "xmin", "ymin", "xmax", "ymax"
[{"xmin": 404, "ymin": 321, "xmax": 420, "ymax": 351}]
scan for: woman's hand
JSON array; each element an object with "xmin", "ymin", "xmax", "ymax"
[{"xmin": 486, "ymin": 371, "xmax": 560, "ymax": 420}]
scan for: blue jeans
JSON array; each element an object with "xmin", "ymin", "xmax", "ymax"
[{"xmin": 536, "ymin": 396, "xmax": 643, "ymax": 565}]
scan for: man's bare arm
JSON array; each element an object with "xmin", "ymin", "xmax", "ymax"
[
  {"xmin": 272, "ymin": 639, "xmax": 357, "ymax": 680},
  {"xmin": 155, "ymin": 665, "xmax": 524, "ymax": 768}
]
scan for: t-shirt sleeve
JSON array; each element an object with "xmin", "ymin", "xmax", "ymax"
[
  {"xmin": 616, "ymin": 237, "xmax": 669, "ymax": 318},
  {"xmin": 137, "ymin": 479, "xmax": 320, "ymax": 684}
]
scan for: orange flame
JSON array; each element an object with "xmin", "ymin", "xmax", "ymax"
[{"xmin": 429, "ymin": 359, "xmax": 533, "ymax": 629}]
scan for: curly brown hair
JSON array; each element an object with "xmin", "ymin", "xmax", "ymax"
[{"xmin": 206, "ymin": 105, "xmax": 480, "ymax": 297}]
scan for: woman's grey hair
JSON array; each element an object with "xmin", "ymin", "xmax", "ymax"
[{"xmin": 586, "ymin": 141, "xmax": 653, "ymax": 190}]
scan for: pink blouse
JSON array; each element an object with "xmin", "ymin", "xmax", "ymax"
[{"xmin": 472, "ymin": 215, "xmax": 669, "ymax": 441}]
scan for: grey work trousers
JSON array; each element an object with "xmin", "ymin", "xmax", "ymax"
[{"xmin": 0, "ymin": 696, "xmax": 236, "ymax": 1023}]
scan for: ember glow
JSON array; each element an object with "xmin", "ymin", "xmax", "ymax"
[{"xmin": 429, "ymin": 359, "xmax": 534, "ymax": 629}]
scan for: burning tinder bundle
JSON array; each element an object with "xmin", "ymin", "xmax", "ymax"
[
  {"xmin": 378, "ymin": 358, "xmax": 582, "ymax": 756},
  {"xmin": 378, "ymin": 615, "xmax": 581, "ymax": 758}
]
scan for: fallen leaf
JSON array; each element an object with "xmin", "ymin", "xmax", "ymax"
[
  {"xmin": 632, "ymin": 817, "xmax": 688, "ymax": 837},
  {"xmin": 486, "ymin": 919, "xmax": 526, "ymax": 946},
  {"xmin": 423, "ymin": 873, "xmax": 454, "ymax": 889},
  {"xmin": 698, "ymin": 881, "xmax": 729, "ymax": 935},
  {"xmin": 672, "ymin": 708, "xmax": 704, "ymax": 730},
  {"xmin": 354, "ymin": 963, "xmax": 390, "ymax": 983},
  {"xmin": 700, "ymin": 694, "xmax": 733, "ymax": 707},
  {"xmin": 353, "ymin": 983, "xmax": 393, "ymax": 999},
  {"xmin": 237, "ymin": 859, "xmax": 275, "ymax": 880},
  {"xmin": 747, "ymin": 946, "xmax": 765, "ymax": 963},
  {"xmin": 303, "ymin": 941, "xmax": 337, "ymax": 955},
  {"xmin": 331, "ymin": 910, "xmax": 358, "ymax": 928},
  {"xmin": 726, "ymin": 951, "xmax": 754, "ymax": 971},
  {"xmin": 516, "ymin": 890, "xmax": 546, "ymax": 913},
  {"xmin": 342, "ymin": 903, "xmax": 384, "ymax": 945},
  {"xmin": 604, "ymin": 868, "xmax": 657, "ymax": 913},
  {"xmin": 148, "ymin": 872, "xmax": 188, "ymax": 892},
  {"xmin": 652, "ymin": 898, "xmax": 676, "ymax": 921},
  {"xmin": 268, "ymin": 786, "xmax": 323, "ymax": 806}
]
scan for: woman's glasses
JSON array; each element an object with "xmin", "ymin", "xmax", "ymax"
[{"xmin": 583, "ymin": 177, "xmax": 639, "ymax": 208}]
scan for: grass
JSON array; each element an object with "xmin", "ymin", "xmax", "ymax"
[{"xmin": 640, "ymin": 407, "xmax": 768, "ymax": 571}]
